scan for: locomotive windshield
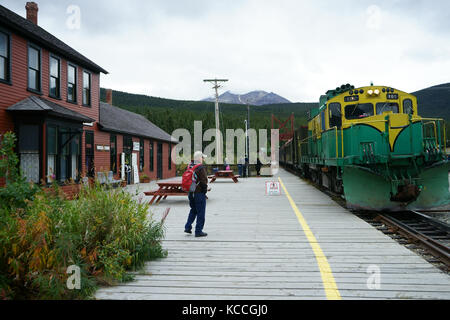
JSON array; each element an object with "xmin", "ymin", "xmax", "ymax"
[
  {"xmin": 376, "ymin": 102, "xmax": 399, "ymax": 115},
  {"xmin": 345, "ymin": 103, "xmax": 374, "ymax": 120}
]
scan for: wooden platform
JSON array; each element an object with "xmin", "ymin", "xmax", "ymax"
[{"xmin": 96, "ymin": 169, "xmax": 450, "ymax": 300}]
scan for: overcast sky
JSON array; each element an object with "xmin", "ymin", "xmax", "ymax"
[{"xmin": 3, "ymin": 0, "xmax": 450, "ymax": 102}]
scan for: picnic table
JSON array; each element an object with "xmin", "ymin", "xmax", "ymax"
[
  {"xmin": 209, "ymin": 170, "xmax": 240, "ymax": 183},
  {"xmin": 144, "ymin": 181, "xmax": 187, "ymax": 205}
]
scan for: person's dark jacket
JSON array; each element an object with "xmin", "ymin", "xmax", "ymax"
[
  {"xmin": 256, "ymin": 158, "xmax": 262, "ymax": 169},
  {"xmin": 194, "ymin": 165, "xmax": 208, "ymax": 194}
]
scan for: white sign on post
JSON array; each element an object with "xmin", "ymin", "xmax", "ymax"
[
  {"xmin": 121, "ymin": 153, "xmax": 125, "ymax": 181},
  {"xmin": 133, "ymin": 142, "xmax": 140, "ymax": 152},
  {"xmin": 132, "ymin": 153, "xmax": 139, "ymax": 184},
  {"xmin": 265, "ymin": 181, "xmax": 281, "ymax": 196}
]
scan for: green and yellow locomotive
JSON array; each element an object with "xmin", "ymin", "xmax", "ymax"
[{"xmin": 280, "ymin": 84, "xmax": 450, "ymax": 211}]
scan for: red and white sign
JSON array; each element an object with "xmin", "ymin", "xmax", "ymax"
[{"xmin": 265, "ymin": 181, "xmax": 281, "ymax": 196}]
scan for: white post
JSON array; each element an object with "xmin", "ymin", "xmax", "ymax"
[
  {"xmin": 214, "ymin": 85, "xmax": 221, "ymax": 165},
  {"xmin": 204, "ymin": 79, "xmax": 228, "ymax": 165},
  {"xmin": 121, "ymin": 153, "xmax": 125, "ymax": 181}
]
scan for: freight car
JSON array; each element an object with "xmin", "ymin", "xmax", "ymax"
[{"xmin": 280, "ymin": 84, "xmax": 450, "ymax": 211}]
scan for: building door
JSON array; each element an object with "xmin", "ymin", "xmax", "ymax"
[
  {"xmin": 123, "ymin": 135, "xmax": 133, "ymax": 183},
  {"xmin": 18, "ymin": 124, "xmax": 40, "ymax": 183},
  {"xmin": 157, "ymin": 142, "xmax": 163, "ymax": 179},
  {"xmin": 85, "ymin": 131, "xmax": 94, "ymax": 177}
]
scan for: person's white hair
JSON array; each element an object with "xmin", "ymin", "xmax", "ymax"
[{"xmin": 193, "ymin": 151, "xmax": 207, "ymax": 161}]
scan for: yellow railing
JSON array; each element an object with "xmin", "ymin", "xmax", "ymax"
[{"xmin": 423, "ymin": 121, "xmax": 438, "ymax": 146}]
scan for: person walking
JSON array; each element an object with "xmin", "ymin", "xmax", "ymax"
[
  {"xmin": 256, "ymin": 157, "xmax": 262, "ymax": 177},
  {"xmin": 244, "ymin": 156, "xmax": 250, "ymax": 177},
  {"xmin": 238, "ymin": 157, "xmax": 244, "ymax": 177},
  {"xmin": 184, "ymin": 151, "xmax": 209, "ymax": 238}
]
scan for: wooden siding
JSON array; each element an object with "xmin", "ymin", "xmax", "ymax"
[{"xmin": 0, "ymin": 25, "xmax": 176, "ymax": 190}]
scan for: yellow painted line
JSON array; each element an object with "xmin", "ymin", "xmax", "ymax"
[{"xmin": 278, "ymin": 177, "xmax": 342, "ymax": 300}]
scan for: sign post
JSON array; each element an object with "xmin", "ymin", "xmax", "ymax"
[{"xmin": 265, "ymin": 181, "xmax": 281, "ymax": 196}]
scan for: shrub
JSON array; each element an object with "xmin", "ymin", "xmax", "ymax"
[
  {"xmin": 0, "ymin": 133, "xmax": 39, "ymax": 210},
  {"xmin": 0, "ymin": 183, "xmax": 167, "ymax": 299},
  {"xmin": 0, "ymin": 133, "xmax": 167, "ymax": 300}
]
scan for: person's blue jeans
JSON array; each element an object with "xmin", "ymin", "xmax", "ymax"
[
  {"xmin": 185, "ymin": 192, "xmax": 207, "ymax": 235},
  {"xmin": 238, "ymin": 164, "xmax": 243, "ymax": 176}
]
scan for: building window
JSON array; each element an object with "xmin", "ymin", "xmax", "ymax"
[
  {"xmin": 168, "ymin": 143, "xmax": 172, "ymax": 170},
  {"xmin": 19, "ymin": 124, "xmax": 40, "ymax": 183},
  {"xmin": 0, "ymin": 31, "xmax": 10, "ymax": 83},
  {"xmin": 47, "ymin": 125, "xmax": 81, "ymax": 183},
  {"xmin": 67, "ymin": 64, "xmax": 77, "ymax": 103},
  {"xmin": 49, "ymin": 56, "xmax": 60, "ymax": 98},
  {"xmin": 149, "ymin": 141, "xmax": 154, "ymax": 172},
  {"xmin": 47, "ymin": 126, "xmax": 57, "ymax": 183},
  {"xmin": 28, "ymin": 45, "xmax": 41, "ymax": 92},
  {"xmin": 110, "ymin": 134, "xmax": 117, "ymax": 174},
  {"xmin": 60, "ymin": 130, "xmax": 80, "ymax": 182},
  {"xmin": 85, "ymin": 131, "xmax": 94, "ymax": 177},
  {"xmin": 82, "ymin": 71, "xmax": 91, "ymax": 106},
  {"xmin": 123, "ymin": 135, "xmax": 132, "ymax": 154}
]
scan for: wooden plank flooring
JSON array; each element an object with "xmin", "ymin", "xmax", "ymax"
[{"xmin": 95, "ymin": 169, "xmax": 450, "ymax": 300}]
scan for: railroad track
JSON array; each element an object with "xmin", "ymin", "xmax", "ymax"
[{"xmin": 375, "ymin": 211, "xmax": 450, "ymax": 267}]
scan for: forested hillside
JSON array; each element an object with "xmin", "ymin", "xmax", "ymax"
[
  {"xmin": 413, "ymin": 83, "xmax": 450, "ymax": 119},
  {"xmin": 100, "ymin": 89, "xmax": 316, "ymax": 137}
]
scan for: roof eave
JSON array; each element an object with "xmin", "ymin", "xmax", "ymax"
[
  {"xmin": 0, "ymin": 19, "xmax": 108, "ymax": 75},
  {"xmin": 98, "ymin": 123, "xmax": 179, "ymax": 144}
]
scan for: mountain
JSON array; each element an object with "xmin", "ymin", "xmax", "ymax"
[
  {"xmin": 99, "ymin": 88, "xmax": 314, "ymax": 142},
  {"xmin": 203, "ymin": 90, "xmax": 291, "ymax": 106},
  {"xmin": 412, "ymin": 83, "xmax": 450, "ymax": 119}
]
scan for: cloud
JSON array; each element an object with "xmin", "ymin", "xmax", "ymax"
[{"xmin": 2, "ymin": 0, "xmax": 449, "ymax": 101}]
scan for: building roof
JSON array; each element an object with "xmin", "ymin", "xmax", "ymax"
[
  {"xmin": 7, "ymin": 95, "xmax": 95, "ymax": 123},
  {"xmin": 99, "ymin": 102, "xmax": 178, "ymax": 143},
  {"xmin": 0, "ymin": 4, "xmax": 108, "ymax": 74}
]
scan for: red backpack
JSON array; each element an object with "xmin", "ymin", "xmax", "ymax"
[{"xmin": 181, "ymin": 163, "xmax": 203, "ymax": 192}]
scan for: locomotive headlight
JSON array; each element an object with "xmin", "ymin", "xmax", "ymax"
[
  {"xmin": 368, "ymin": 89, "xmax": 374, "ymax": 96},
  {"xmin": 374, "ymin": 89, "xmax": 380, "ymax": 95}
]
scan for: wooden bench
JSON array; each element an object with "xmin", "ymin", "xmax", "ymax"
[
  {"xmin": 209, "ymin": 170, "xmax": 240, "ymax": 183},
  {"xmin": 144, "ymin": 181, "xmax": 187, "ymax": 205}
]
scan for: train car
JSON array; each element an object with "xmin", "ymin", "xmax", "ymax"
[{"xmin": 292, "ymin": 83, "xmax": 449, "ymax": 211}]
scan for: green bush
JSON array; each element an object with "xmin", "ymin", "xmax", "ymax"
[
  {"xmin": 0, "ymin": 133, "xmax": 167, "ymax": 300},
  {"xmin": 0, "ymin": 133, "xmax": 39, "ymax": 210},
  {"xmin": 0, "ymin": 183, "xmax": 167, "ymax": 300}
]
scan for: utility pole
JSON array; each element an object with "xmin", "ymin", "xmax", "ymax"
[
  {"xmin": 247, "ymin": 103, "xmax": 250, "ymax": 177},
  {"xmin": 204, "ymin": 78, "xmax": 228, "ymax": 164}
]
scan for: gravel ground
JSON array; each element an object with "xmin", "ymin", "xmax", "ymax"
[{"xmin": 422, "ymin": 212, "xmax": 450, "ymax": 225}]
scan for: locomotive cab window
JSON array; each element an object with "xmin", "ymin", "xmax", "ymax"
[
  {"xmin": 376, "ymin": 102, "xmax": 399, "ymax": 115},
  {"xmin": 329, "ymin": 103, "xmax": 342, "ymax": 129},
  {"xmin": 403, "ymin": 99, "xmax": 413, "ymax": 115},
  {"xmin": 345, "ymin": 103, "xmax": 374, "ymax": 120},
  {"xmin": 321, "ymin": 111, "xmax": 326, "ymax": 131}
]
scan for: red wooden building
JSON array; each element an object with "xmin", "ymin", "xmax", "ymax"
[{"xmin": 0, "ymin": 2, "xmax": 177, "ymax": 194}]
